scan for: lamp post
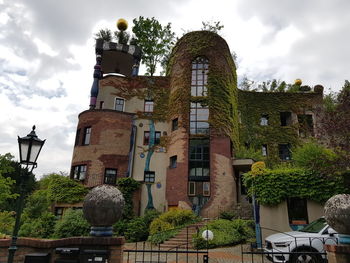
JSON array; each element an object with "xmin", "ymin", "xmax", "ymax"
[{"xmin": 7, "ymin": 126, "xmax": 45, "ymax": 263}]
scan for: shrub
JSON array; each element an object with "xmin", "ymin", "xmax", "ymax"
[
  {"xmin": 124, "ymin": 217, "xmax": 149, "ymax": 242},
  {"xmin": 53, "ymin": 209, "xmax": 90, "ymax": 238},
  {"xmin": 143, "ymin": 209, "xmax": 161, "ymax": 226},
  {"xmin": 149, "ymin": 218, "xmax": 173, "ymax": 235},
  {"xmin": 192, "ymin": 219, "xmax": 255, "ymax": 249},
  {"xmin": 19, "ymin": 212, "xmax": 56, "ymax": 238},
  {"xmin": 219, "ymin": 211, "xmax": 235, "ymax": 220},
  {"xmin": 158, "ymin": 209, "xmax": 197, "ymax": 227},
  {"xmin": 116, "ymin": 177, "xmax": 141, "ymax": 219},
  {"xmin": 113, "ymin": 219, "xmax": 128, "ymax": 237},
  {"xmin": 0, "ymin": 211, "xmax": 15, "ymax": 235},
  {"xmin": 148, "ymin": 228, "xmax": 178, "ymax": 244}
]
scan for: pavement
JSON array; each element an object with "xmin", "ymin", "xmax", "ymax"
[{"xmin": 123, "ymin": 243, "xmax": 269, "ymax": 263}]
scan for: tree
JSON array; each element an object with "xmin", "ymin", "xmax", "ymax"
[
  {"xmin": 319, "ymin": 80, "xmax": 350, "ymax": 167},
  {"xmin": 53, "ymin": 209, "xmax": 90, "ymax": 238},
  {"xmin": 201, "ymin": 20, "xmax": 224, "ymax": 34},
  {"xmin": 94, "ymin": 28, "xmax": 112, "ymax": 42},
  {"xmin": 132, "ymin": 16, "xmax": 176, "ymax": 76},
  {"xmin": 0, "ymin": 154, "xmax": 19, "ymax": 208}
]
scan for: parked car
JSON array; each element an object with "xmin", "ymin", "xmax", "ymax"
[{"xmin": 264, "ymin": 217, "xmax": 338, "ymax": 263}]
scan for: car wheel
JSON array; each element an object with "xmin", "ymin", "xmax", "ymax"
[{"xmin": 290, "ymin": 251, "xmax": 322, "ymax": 263}]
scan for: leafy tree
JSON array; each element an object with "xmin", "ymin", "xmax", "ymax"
[
  {"xmin": 201, "ymin": 20, "xmax": 224, "ymax": 33},
  {"xmin": 0, "ymin": 211, "xmax": 15, "ymax": 235},
  {"xmin": 319, "ymin": 80, "xmax": 350, "ymax": 167},
  {"xmin": 94, "ymin": 28, "xmax": 112, "ymax": 41},
  {"xmin": 19, "ymin": 212, "xmax": 56, "ymax": 238},
  {"xmin": 132, "ymin": 16, "xmax": 176, "ymax": 76},
  {"xmin": 0, "ymin": 154, "xmax": 20, "ymax": 208},
  {"xmin": 53, "ymin": 209, "xmax": 90, "ymax": 238}
]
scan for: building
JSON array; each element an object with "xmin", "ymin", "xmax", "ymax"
[{"xmin": 70, "ymin": 30, "xmax": 324, "ymax": 219}]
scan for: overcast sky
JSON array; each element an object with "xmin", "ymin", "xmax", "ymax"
[{"xmin": 1, "ymin": 0, "xmax": 349, "ymax": 177}]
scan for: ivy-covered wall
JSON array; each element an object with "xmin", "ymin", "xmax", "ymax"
[{"xmin": 237, "ymin": 90, "xmax": 323, "ymax": 165}]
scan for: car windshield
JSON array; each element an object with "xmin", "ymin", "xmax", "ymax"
[{"xmin": 299, "ymin": 217, "xmax": 327, "ymax": 233}]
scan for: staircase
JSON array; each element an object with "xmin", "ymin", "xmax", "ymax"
[{"xmin": 159, "ymin": 221, "xmax": 207, "ymax": 250}]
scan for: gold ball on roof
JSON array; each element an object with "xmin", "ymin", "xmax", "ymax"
[
  {"xmin": 117, "ymin": 19, "xmax": 128, "ymax": 31},
  {"xmin": 295, "ymin": 79, "xmax": 302, "ymax": 85}
]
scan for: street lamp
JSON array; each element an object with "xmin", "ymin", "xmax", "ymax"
[{"xmin": 7, "ymin": 126, "xmax": 45, "ymax": 263}]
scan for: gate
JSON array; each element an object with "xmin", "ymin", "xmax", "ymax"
[{"xmin": 124, "ymin": 225, "xmax": 209, "ymax": 263}]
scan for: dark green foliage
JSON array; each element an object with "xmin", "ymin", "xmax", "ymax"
[
  {"xmin": 193, "ymin": 219, "xmax": 255, "ymax": 249},
  {"xmin": 113, "ymin": 219, "xmax": 128, "ymax": 237},
  {"xmin": 46, "ymin": 175, "xmax": 88, "ymax": 203},
  {"xmin": 21, "ymin": 189, "xmax": 50, "ymax": 219},
  {"xmin": 116, "ymin": 177, "xmax": 141, "ymax": 219},
  {"xmin": 243, "ymin": 167, "xmax": 348, "ymax": 206},
  {"xmin": 19, "ymin": 212, "xmax": 56, "ymax": 238},
  {"xmin": 0, "ymin": 211, "xmax": 15, "ymax": 235},
  {"xmin": 148, "ymin": 228, "xmax": 178, "ymax": 244},
  {"xmin": 132, "ymin": 16, "xmax": 176, "ymax": 76},
  {"xmin": 219, "ymin": 211, "xmax": 236, "ymax": 221},
  {"xmin": 201, "ymin": 21, "xmax": 224, "ymax": 33},
  {"xmin": 94, "ymin": 28, "xmax": 112, "ymax": 41},
  {"xmin": 53, "ymin": 209, "xmax": 90, "ymax": 238},
  {"xmin": 124, "ymin": 217, "xmax": 149, "ymax": 242},
  {"xmin": 293, "ymin": 142, "xmax": 338, "ymax": 174}
]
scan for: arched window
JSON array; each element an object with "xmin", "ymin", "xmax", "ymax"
[{"xmin": 191, "ymin": 57, "xmax": 209, "ymax": 97}]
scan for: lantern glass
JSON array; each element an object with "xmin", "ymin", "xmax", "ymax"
[{"xmin": 18, "ymin": 126, "xmax": 45, "ymax": 166}]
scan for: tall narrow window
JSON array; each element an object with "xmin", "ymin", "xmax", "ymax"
[
  {"xmin": 191, "ymin": 57, "xmax": 209, "ymax": 97},
  {"xmin": 99, "ymin": 101, "xmax": 104, "ymax": 109},
  {"xmin": 260, "ymin": 114, "xmax": 269, "ymax": 126},
  {"xmin": 279, "ymin": 144, "xmax": 291, "ymax": 160},
  {"xmin": 189, "ymin": 139, "xmax": 210, "ymax": 179},
  {"xmin": 188, "ymin": 182, "xmax": 196, "ymax": 196},
  {"xmin": 83, "ymin": 127, "xmax": 91, "ymax": 145},
  {"xmin": 104, "ymin": 168, "xmax": 117, "ymax": 185},
  {"xmin": 172, "ymin": 118, "xmax": 178, "ymax": 131},
  {"xmin": 74, "ymin": 128, "xmax": 81, "ymax": 146},
  {"xmin": 203, "ymin": 182, "xmax": 210, "ymax": 196},
  {"xmin": 154, "ymin": 131, "xmax": 161, "ymax": 144},
  {"xmin": 280, "ymin": 112, "xmax": 292, "ymax": 126},
  {"xmin": 170, "ymin": 155, "xmax": 177, "ymax": 168},
  {"xmin": 144, "ymin": 100, "xmax": 154, "ymax": 113},
  {"xmin": 262, "ymin": 144, "xmax": 268, "ymax": 156},
  {"xmin": 190, "ymin": 102, "xmax": 209, "ymax": 135},
  {"xmin": 115, "ymin": 98, "xmax": 125, "ymax": 111}
]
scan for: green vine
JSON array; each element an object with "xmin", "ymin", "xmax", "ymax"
[{"xmin": 243, "ymin": 168, "xmax": 348, "ymax": 206}]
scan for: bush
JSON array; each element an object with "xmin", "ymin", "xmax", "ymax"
[
  {"xmin": 113, "ymin": 219, "xmax": 128, "ymax": 237},
  {"xmin": 19, "ymin": 212, "xmax": 56, "ymax": 238},
  {"xmin": 149, "ymin": 218, "xmax": 173, "ymax": 235},
  {"xmin": 0, "ymin": 211, "xmax": 15, "ymax": 235},
  {"xmin": 124, "ymin": 217, "xmax": 149, "ymax": 242},
  {"xmin": 143, "ymin": 209, "xmax": 161, "ymax": 226},
  {"xmin": 53, "ymin": 209, "xmax": 90, "ymax": 238},
  {"xmin": 158, "ymin": 209, "xmax": 197, "ymax": 227},
  {"xmin": 219, "ymin": 211, "xmax": 236, "ymax": 220},
  {"xmin": 192, "ymin": 219, "xmax": 255, "ymax": 249},
  {"xmin": 148, "ymin": 228, "xmax": 178, "ymax": 244}
]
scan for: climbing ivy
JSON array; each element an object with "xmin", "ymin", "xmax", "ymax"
[
  {"xmin": 243, "ymin": 167, "xmax": 348, "ymax": 206},
  {"xmin": 116, "ymin": 177, "xmax": 141, "ymax": 219}
]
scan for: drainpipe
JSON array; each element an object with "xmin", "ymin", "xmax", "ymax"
[{"xmin": 126, "ymin": 120, "xmax": 137, "ymax": 178}]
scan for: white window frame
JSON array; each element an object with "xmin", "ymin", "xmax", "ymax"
[{"xmin": 115, "ymin": 97, "xmax": 125, "ymax": 112}]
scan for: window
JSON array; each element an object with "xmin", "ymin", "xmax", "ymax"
[
  {"xmin": 203, "ymin": 182, "xmax": 210, "ymax": 196},
  {"xmin": 99, "ymin": 101, "xmax": 104, "ymax": 109},
  {"xmin": 188, "ymin": 182, "xmax": 196, "ymax": 196},
  {"xmin": 298, "ymin": 114, "xmax": 314, "ymax": 137},
  {"xmin": 189, "ymin": 139, "xmax": 210, "ymax": 179},
  {"xmin": 172, "ymin": 118, "xmax": 178, "ymax": 131},
  {"xmin": 260, "ymin": 114, "xmax": 269, "ymax": 126},
  {"xmin": 104, "ymin": 168, "xmax": 117, "ymax": 185},
  {"xmin": 72, "ymin": 165, "xmax": 87, "ymax": 180},
  {"xmin": 287, "ymin": 197, "xmax": 308, "ymax": 225},
  {"xmin": 191, "ymin": 57, "xmax": 209, "ymax": 97},
  {"xmin": 279, "ymin": 144, "xmax": 291, "ymax": 160},
  {"xmin": 280, "ymin": 112, "xmax": 292, "ymax": 126},
  {"xmin": 83, "ymin": 127, "xmax": 91, "ymax": 145},
  {"xmin": 262, "ymin": 144, "xmax": 268, "ymax": 156},
  {"xmin": 144, "ymin": 171, "xmax": 155, "ymax": 183},
  {"xmin": 74, "ymin": 128, "xmax": 80, "ymax": 146},
  {"xmin": 115, "ymin": 98, "xmax": 125, "ymax": 111},
  {"xmin": 190, "ymin": 102, "xmax": 209, "ymax": 135},
  {"xmin": 144, "ymin": 100, "xmax": 154, "ymax": 113},
  {"xmin": 144, "ymin": 131, "xmax": 161, "ymax": 145},
  {"xmin": 55, "ymin": 207, "xmax": 64, "ymax": 219},
  {"xmin": 170, "ymin": 155, "xmax": 177, "ymax": 168}
]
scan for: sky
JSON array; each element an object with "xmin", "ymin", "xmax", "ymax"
[{"xmin": 1, "ymin": 0, "xmax": 349, "ymax": 177}]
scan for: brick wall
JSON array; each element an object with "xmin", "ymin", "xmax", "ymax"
[{"xmin": 0, "ymin": 237, "xmax": 124, "ymax": 263}]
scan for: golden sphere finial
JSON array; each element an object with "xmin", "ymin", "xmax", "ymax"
[
  {"xmin": 117, "ymin": 19, "xmax": 128, "ymax": 31},
  {"xmin": 295, "ymin": 79, "xmax": 302, "ymax": 85}
]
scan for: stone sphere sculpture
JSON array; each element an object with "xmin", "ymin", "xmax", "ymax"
[
  {"xmin": 83, "ymin": 185, "xmax": 125, "ymax": 236},
  {"xmin": 324, "ymin": 194, "xmax": 350, "ymax": 244}
]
